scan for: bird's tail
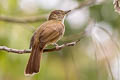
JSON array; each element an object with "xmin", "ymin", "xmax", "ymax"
[{"xmin": 25, "ymin": 43, "xmax": 45, "ymax": 76}]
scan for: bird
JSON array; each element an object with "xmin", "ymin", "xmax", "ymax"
[{"xmin": 25, "ymin": 10, "xmax": 71, "ymax": 76}]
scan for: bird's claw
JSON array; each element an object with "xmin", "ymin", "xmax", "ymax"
[{"xmin": 53, "ymin": 43, "xmax": 59, "ymax": 49}]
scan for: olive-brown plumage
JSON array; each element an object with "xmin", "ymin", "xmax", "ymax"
[{"xmin": 25, "ymin": 10, "xmax": 71, "ymax": 76}]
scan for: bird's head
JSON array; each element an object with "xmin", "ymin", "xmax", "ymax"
[{"xmin": 48, "ymin": 10, "xmax": 71, "ymax": 21}]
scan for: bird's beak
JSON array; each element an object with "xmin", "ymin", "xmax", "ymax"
[{"xmin": 64, "ymin": 10, "xmax": 71, "ymax": 14}]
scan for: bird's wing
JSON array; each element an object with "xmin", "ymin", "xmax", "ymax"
[
  {"xmin": 29, "ymin": 20, "xmax": 64, "ymax": 48},
  {"xmin": 39, "ymin": 21, "xmax": 64, "ymax": 43}
]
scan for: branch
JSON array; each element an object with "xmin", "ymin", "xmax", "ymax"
[
  {"xmin": 0, "ymin": 15, "xmax": 47, "ymax": 23},
  {"xmin": 73, "ymin": 0, "xmax": 96, "ymax": 10},
  {"xmin": 0, "ymin": 35, "xmax": 84, "ymax": 54},
  {"xmin": 0, "ymin": 0, "xmax": 96, "ymax": 23}
]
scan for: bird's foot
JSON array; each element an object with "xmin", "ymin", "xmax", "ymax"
[{"xmin": 53, "ymin": 43, "xmax": 59, "ymax": 49}]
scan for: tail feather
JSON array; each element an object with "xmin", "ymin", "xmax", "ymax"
[{"xmin": 25, "ymin": 44, "xmax": 45, "ymax": 76}]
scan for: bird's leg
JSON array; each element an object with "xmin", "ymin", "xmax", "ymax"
[{"xmin": 52, "ymin": 43, "xmax": 59, "ymax": 49}]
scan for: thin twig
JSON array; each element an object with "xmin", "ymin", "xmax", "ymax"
[
  {"xmin": 0, "ymin": 0, "xmax": 96, "ymax": 23},
  {"xmin": 91, "ymin": 26, "xmax": 115, "ymax": 80},
  {"xmin": 99, "ymin": 43, "xmax": 114, "ymax": 80},
  {"xmin": 0, "ymin": 34, "xmax": 84, "ymax": 54},
  {"xmin": 73, "ymin": 0, "xmax": 96, "ymax": 10},
  {"xmin": 92, "ymin": 38, "xmax": 100, "ymax": 80},
  {"xmin": 0, "ymin": 15, "xmax": 47, "ymax": 23},
  {"xmin": 98, "ymin": 26, "xmax": 120, "ymax": 80}
]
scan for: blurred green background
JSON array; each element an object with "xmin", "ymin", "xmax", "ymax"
[{"xmin": 0, "ymin": 0, "xmax": 119, "ymax": 80}]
